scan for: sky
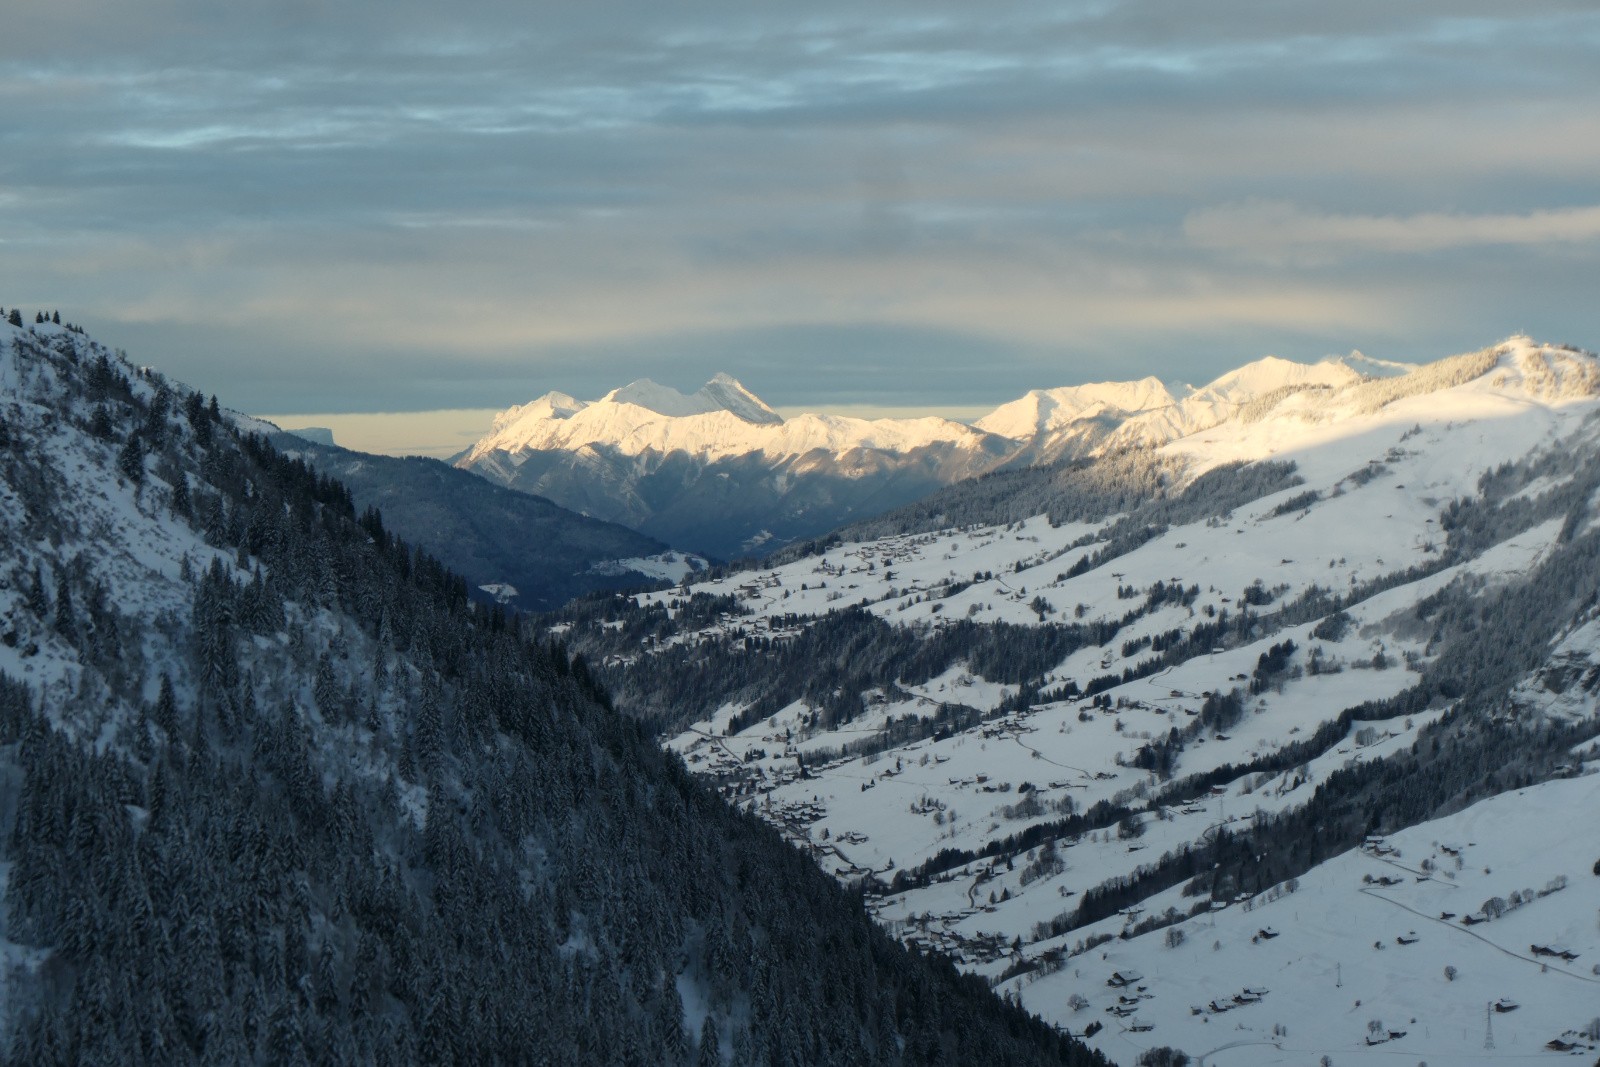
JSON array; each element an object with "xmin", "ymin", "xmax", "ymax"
[{"xmin": 4, "ymin": 1, "xmax": 1599, "ymax": 455}]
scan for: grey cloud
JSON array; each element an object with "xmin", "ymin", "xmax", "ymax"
[
  {"xmin": 1186, "ymin": 201, "xmax": 1600, "ymax": 263},
  {"xmin": 3, "ymin": 1, "xmax": 1599, "ymax": 422}
]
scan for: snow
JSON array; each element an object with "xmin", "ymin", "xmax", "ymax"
[
  {"xmin": 1022, "ymin": 771, "xmax": 1600, "ymax": 1066},
  {"xmin": 974, "ymin": 378, "xmax": 1180, "ymax": 439},
  {"xmin": 1196, "ymin": 354, "xmax": 1367, "ymax": 404},
  {"xmin": 588, "ymin": 552, "xmax": 707, "ymax": 584},
  {"xmin": 608, "ymin": 334, "xmax": 1600, "ymax": 1065},
  {"xmin": 463, "ymin": 387, "xmax": 994, "ymax": 466},
  {"xmin": 600, "ymin": 373, "xmax": 782, "ymax": 424}
]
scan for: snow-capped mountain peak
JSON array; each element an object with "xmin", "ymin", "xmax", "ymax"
[
  {"xmin": 1340, "ymin": 349, "xmax": 1416, "ymax": 378},
  {"xmin": 598, "ymin": 372, "xmax": 782, "ymax": 425},
  {"xmin": 693, "ymin": 372, "xmax": 785, "ymax": 425},
  {"xmin": 489, "ymin": 390, "xmax": 587, "ymax": 432},
  {"xmin": 1484, "ymin": 334, "xmax": 1600, "ymax": 399},
  {"xmin": 1194, "ymin": 353, "xmax": 1367, "ymax": 403},
  {"xmin": 973, "ymin": 376, "xmax": 1180, "ymax": 439}
]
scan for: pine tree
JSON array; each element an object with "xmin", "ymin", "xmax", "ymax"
[
  {"xmin": 153, "ymin": 675, "xmax": 179, "ymax": 738},
  {"xmin": 118, "ymin": 435, "xmax": 145, "ymax": 484},
  {"xmin": 53, "ymin": 571, "xmax": 75, "ymax": 638},
  {"xmin": 27, "ymin": 566, "xmax": 50, "ymax": 619},
  {"xmin": 697, "ymin": 1016, "xmax": 720, "ymax": 1067}
]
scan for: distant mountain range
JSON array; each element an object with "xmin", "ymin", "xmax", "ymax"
[{"xmin": 453, "ymin": 352, "xmax": 1426, "ymax": 560}]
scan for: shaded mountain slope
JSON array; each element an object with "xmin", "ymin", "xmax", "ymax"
[
  {"xmin": 0, "ymin": 318, "xmax": 1105, "ymax": 1066},
  {"xmin": 266, "ymin": 433, "xmax": 688, "ymax": 611}
]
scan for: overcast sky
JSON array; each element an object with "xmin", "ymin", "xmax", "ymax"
[{"xmin": 4, "ymin": 1, "xmax": 1599, "ymax": 444}]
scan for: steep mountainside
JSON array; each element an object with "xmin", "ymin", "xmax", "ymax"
[
  {"xmin": 551, "ymin": 337, "xmax": 1600, "ymax": 1065},
  {"xmin": 0, "ymin": 318, "xmax": 1105, "ymax": 1065},
  {"xmin": 263, "ymin": 432, "xmax": 694, "ymax": 611}
]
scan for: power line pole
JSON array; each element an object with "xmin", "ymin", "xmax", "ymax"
[{"xmin": 1484, "ymin": 1002, "xmax": 1495, "ymax": 1051}]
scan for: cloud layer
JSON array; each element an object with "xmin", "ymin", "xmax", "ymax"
[{"xmin": 3, "ymin": 1, "xmax": 1599, "ymax": 417}]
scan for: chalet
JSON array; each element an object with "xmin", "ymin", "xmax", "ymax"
[
  {"xmin": 1373, "ymin": 875, "xmax": 1403, "ymax": 887},
  {"xmin": 1232, "ymin": 991, "xmax": 1262, "ymax": 1005},
  {"xmin": 1396, "ymin": 932, "xmax": 1420, "ymax": 945},
  {"xmin": 1207, "ymin": 1000, "xmax": 1232, "ymax": 1014},
  {"xmin": 1242, "ymin": 988, "xmax": 1269, "ymax": 998},
  {"xmin": 1106, "ymin": 971, "xmax": 1143, "ymax": 988},
  {"xmin": 1256, "ymin": 927, "xmax": 1279, "ymax": 940},
  {"xmin": 1127, "ymin": 1021, "xmax": 1154, "ymax": 1033},
  {"xmin": 1546, "ymin": 1039, "xmax": 1578, "ymax": 1053},
  {"xmin": 1493, "ymin": 998, "xmax": 1519, "ymax": 1013},
  {"xmin": 1439, "ymin": 911, "xmax": 1456, "ymax": 920},
  {"xmin": 1531, "ymin": 944, "xmax": 1580, "ymax": 961},
  {"xmin": 1461, "ymin": 911, "xmax": 1489, "ymax": 925}
]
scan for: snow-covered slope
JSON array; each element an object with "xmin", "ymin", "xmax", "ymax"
[
  {"xmin": 551, "ymin": 336, "xmax": 1600, "ymax": 1066},
  {"xmin": 1019, "ymin": 771, "xmax": 1600, "ymax": 1065}
]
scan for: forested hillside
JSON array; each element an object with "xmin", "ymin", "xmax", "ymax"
[
  {"xmin": 265, "ymin": 432, "xmax": 691, "ymax": 612},
  {"xmin": 0, "ymin": 318, "xmax": 1105, "ymax": 1065}
]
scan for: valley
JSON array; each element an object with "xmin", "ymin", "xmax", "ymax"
[{"xmin": 551, "ymin": 337, "xmax": 1600, "ymax": 1065}]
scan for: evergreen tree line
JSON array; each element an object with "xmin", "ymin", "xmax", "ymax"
[{"xmin": 0, "ymin": 325, "xmax": 1107, "ymax": 1066}]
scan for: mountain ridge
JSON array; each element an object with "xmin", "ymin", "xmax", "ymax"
[{"xmin": 455, "ymin": 339, "xmax": 1582, "ymax": 559}]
